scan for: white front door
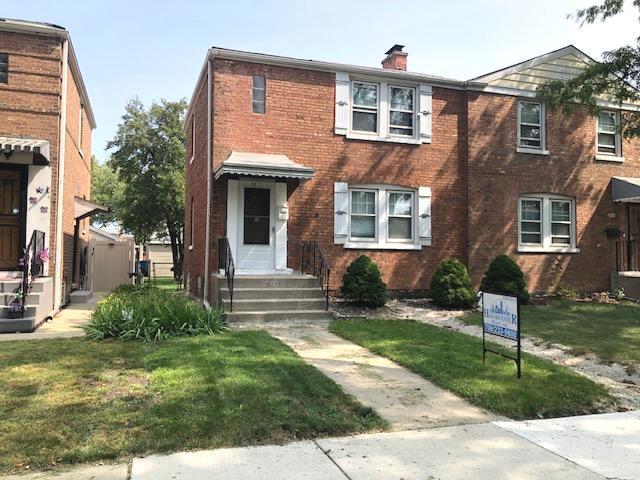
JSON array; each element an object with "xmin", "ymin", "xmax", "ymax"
[{"xmin": 237, "ymin": 181, "xmax": 275, "ymax": 272}]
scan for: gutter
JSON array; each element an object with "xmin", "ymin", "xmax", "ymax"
[
  {"xmin": 203, "ymin": 59, "xmax": 212, "ymax": 305},
  {"xmin": 54, "ymin": 38, "xmax": 69, "ymax": 310}
]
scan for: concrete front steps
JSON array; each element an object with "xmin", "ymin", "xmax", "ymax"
[
  {"xmin": 220, "ymin": 274, "xmax": 334, "ymax": 325},
  {"xmin": 0, "ymin": 277, "xmax": 54, "ymax": 333}
]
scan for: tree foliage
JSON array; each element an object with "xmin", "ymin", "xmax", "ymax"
[
  {"xmin": 106, "ymin": 98, "xmax": 187, "ymax": 280},
  {"xmin": 90, "ymin": 156, "xmax": 124, "ymax": 227},
  {"xmin": 537, "ymin": 0, "xmax": 640, "ymax": 138}
]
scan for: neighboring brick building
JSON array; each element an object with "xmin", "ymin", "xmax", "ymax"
[
  {"xmin": 184, "ymin": 44, "xmax": 640, "ymax": 308},
  {"xmin": 0, "ymin": 18, "xmax": 101, "ymax": 332}
]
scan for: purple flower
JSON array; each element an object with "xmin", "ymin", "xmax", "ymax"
[
  {"xmin": 38, "ymin": 248, "xmax": 49, "ymax": 264},
  {"xmin": 8, "ymin": 301, "xmax": 24, "ymax": 314}
]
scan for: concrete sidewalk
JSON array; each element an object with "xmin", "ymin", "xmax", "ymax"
[
  {"xmin": 2, "ymin": 411, "xmax": 638, "ymax": 479},
  {"xmin": 0, "ymin": 295, "xmax": 99, "ymax": 341},
  {"xmin": 267, "ymin": 324, "xmax": 497, "ymax": 430}
]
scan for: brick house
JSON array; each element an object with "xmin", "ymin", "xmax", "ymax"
[
  {"xmin": 0, "ymin": 18, "xmax": 101, "ymax": 332},
  {"xmin": 184, "ymin": 44, "xmax": 640, "ymax": 319}
]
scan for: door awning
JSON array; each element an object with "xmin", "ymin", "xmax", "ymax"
[
  {"xmin": 75, "ymin": 197, "xmax": 108, "ymax": 220},
  {"xmin": 0, "ymin": 136, "xmax": 50, "ymax": 165},
  {"xmin": 612, "ymin": 177, "xmax": 640, "ymax": 202},
  {"xmin": 214, "ymin": 151, "xmax": 314, "ymax": 181}
]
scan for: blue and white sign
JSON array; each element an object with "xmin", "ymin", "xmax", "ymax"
[{"xmin": 482, "ymin": 292, "xmax": 519, "ymax": 341}]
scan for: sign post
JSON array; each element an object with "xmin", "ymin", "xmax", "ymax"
[{"xmin": 481, "ymin": 291, "xmax": 522, "ymax": 378}]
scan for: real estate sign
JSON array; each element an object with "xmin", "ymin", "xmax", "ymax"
[
  {"xmin": 481, "ymin": 291, "xmax": 522, "ymax": 378},
  {"xmin": 482, "ymin": 292, "xmax": 518, "ymax": 340}
]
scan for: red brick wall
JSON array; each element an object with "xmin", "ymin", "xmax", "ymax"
[
  {"xmin": 467, "ymin": 91, "xmax": 640, "ymax": 293},
  {"xmin": 184, "ymin": 69, "xmax": 210, "ymax": 295},
  {"xmin": 201, "ymin": 59, "xmax": 468, "ymax": 293},
  {"xmin": 0, "ymin": 31, "xmax": 61, "ymax": 275}
]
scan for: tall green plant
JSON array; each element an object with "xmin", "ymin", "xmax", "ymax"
[
  {"xmin": 341, "ymin": 255, "xmax": 387, "ymax": 308},
  {"xmin": 430, "ymin": 258, "xmax": 476, "ymax": 309},
  {"xmin": 480, "ymin": 255, "xmax": 530, "ymax": 304}
]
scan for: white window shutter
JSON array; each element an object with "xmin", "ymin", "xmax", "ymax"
[
  {"xmin": 334, "ymin": 182, "xmax": 349, "ymax": 244},
  {"xmin": 418, "ymin": 186, "xmax": 432, "ymax": 246},
  {"xmin": 335, "ymin": 72, "xmax": 350, "ymax": 135},
  {"xmin": 419, "ymin": 84, "xmax": 432, "ymax": 143}
]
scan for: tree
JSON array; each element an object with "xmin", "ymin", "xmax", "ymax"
[
  {"xmin": 90, "ymin": 156, "xmax": 124, "ymax": 227},
  {"xmin": 537, "ymin": 1, "xmax": 640, "ymax": 138},
  {"xmin": 107, "ymin": 98, "xmax": 187, "ymax": 281}
]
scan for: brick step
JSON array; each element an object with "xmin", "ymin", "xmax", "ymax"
[
  {"xmin": 0, "ymin": 317, "xmax": 38, "ymax": 333},
  {"xmin": 231, "ymin": 275, "xmax": 319, "ymax": 289},
  {"xmin": 224, "ymin": 310, "xmax": 335, "ymax": 324},
  {"xmin": 221, "ymin": 287, "xmax": 324, "ymax": 300},
  {"xmin": 223, "ymin": 298, "xmax": 326, "ymax": 312}
]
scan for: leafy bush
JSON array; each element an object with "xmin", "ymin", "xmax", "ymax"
[
  {"xmin": 429, "ymin": 258, "xmax": 476, "ymax": 309},
  {"xmin": 84, "ymin": 286, "xmax": 224, "ymax": 341},
  {"xmin": 554, "ymin": 284, "xmax": 578, "ymax": 301},
  {"xmin": 480, "ymin": 255, "xmax": 530, "ymax": 304},
  {"xmin": 341, "ymin": 255, "xmax": 387, "ymax": 308}
]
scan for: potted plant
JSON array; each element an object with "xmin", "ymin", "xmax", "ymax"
[{"xmin": 7, "ymin": 299, "xmax": 24, "ymax": 319}]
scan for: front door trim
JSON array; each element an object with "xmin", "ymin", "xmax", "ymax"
[{"xmin": 0, "ymin": 164, "xmax": 27, "ymax": 271}]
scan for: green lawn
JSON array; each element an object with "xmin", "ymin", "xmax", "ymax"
[
  {"xmin": 331, "ymin": 319, "xmax": 613, "ymax": 420},
  {"xmin": 150, "ymin": 276, "xmax": 181, "ymax": 290},
  {"xmin": 0, "ymin": 333, "xmax": 385, "ymax": 473},
  {"xmin": 464, "ymin": 301, "xmax": 640, "ymax": 366}
]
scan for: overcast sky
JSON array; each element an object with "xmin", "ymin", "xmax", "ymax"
[{"xmin": 3, "ymin": 0, "xmax": 639, "ymax": 162}]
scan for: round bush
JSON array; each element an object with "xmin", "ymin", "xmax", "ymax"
[
  {"xmin": 480, "ymin": 255, "xmax": 530, "ymax": 304},
  {"xmin": 341, "ymin": 255, "xmax": 387, "ymax": 308},
  {"xmin": 429, "ymin": 258, "xmax": 476, "ymax": 309}
]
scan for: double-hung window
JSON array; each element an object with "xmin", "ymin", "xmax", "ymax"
[
  {"xmin": 597, "ymin": 110, "xmax": 621, "ymax": 158},
  {"xmin": 352, "ymin": 82, "xmax": 378, "ymax": 133},
  {"xmin": 388, "ymin": 191, "xmax": 413, "ymax": 240},
  {"xmin": 0, "ymin": 53, "xmax": 7, "ymax": 84},
  {"xmin": 252, "ymin": 75, "xmax": 266, "ymax": 114},
  {"xmin": 350, "ymin": 190, "xmax": 377, "ymax": 240},
  {"xmin": 518, "ymin": 195, "xmax": 576, "ymax": 252},
  {"xmin": 389, "ymin": 87, "xmax": 414, "ymax": 137},
  {"xmin": 518, "ymin": 101, "xmax": 545, "ymax": 152}
]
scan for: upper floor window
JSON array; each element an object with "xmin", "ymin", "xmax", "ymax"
[
  {"xmin": 517, "ymin": 101, "xmax": 546, "ymax": 153},
  {"xmin": 78, "ymin": 106, "xmax": 84, "ymax": 152},
  {"xmin": 0, "ymin": 53, "xmax": 7, "ymax": 84},
  {"xmin": 189, "ymin": 197, "xmax": 194, "ymax": 249},
  {"xmin": 389, "ymin": 87, "xmax": 415, "ymax": 137},
  {"xmin": 252, "ymin": 75, "xmax": 265, "ymax": 114},
  {"xmin": 518, "ymin": 195, "xmax": 576, "ymax": 253},
  {"xmin": 352, "ymin": 82, "xmax": 378, "ymax": 133},
  {"xmin": 597, "ymin": 110, "xmax": 621, "ymax": 158},
  {"xmin": 189, "ymin": 115, "xmax": 195, "ymax": 164}
]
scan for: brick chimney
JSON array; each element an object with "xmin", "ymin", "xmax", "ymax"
[{"xmin": 382, "ymin": 44, "xmax": 407, "ymax": 71}]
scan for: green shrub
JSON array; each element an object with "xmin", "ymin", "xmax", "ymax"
[
  {"xmin": 480, "ymin": 255, "xmax": 530, "ymax": 304},
  {"xmin": 429, "ymin": 258, "xmax": 476, "ymax": 309},
  {"xmin": 341, "ymin": 255, "xmax": 387, "ymax": 308},
  {"xmin": 554, "ymin": 284, "xmax": 578, "ymax": 301},
  {"xmin": 84, "ymin": 286, "xmax": 224, "ymax": 341}
]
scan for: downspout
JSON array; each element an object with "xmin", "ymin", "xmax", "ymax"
[
  {"xmin": 54, "ymin": 38, "xmax": 69, "ymax": 311},
  {"xmin": 203, "ymin": 58, "xmax": 212, "ymax": 305}
]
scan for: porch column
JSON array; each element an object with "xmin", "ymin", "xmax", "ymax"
[{"xmin": 275, "ymin": 182, "xmax": 288, "ymax": 271}]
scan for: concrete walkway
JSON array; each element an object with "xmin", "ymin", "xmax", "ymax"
[
  {"xmin": 9, "ymin": 411, "xmax": 636, "ymax": 480},
  {"xmin": 266, "ymin": 323, "xmax": 496, "ymax": 430},
  {"xmin": 0, "ymin": 295, "xmax": 99, "ymax": 341}
]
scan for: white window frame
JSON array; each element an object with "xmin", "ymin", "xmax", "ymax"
[
  {"xmin": 517, "ymin": 194, "xmax": 578, "ymax": 253},
  {"xmin": 387, "ymin": 190, "xmax": 414, "ymax": 243},
  {"xmin": 596, "ymin": 110, "xmax": 623, "ymax": 162},
  {"xmin": 347, "ymin": 80, "xmax": 421, "ymax": 145},
  {"xmin": 350, "ymin": 81, "xmax": 380, "ymax": 136},
  {"xmin": 78, "ymin": 106, "xmax": 84, "ymax": 155},
  {"xmin": 517, "ymin": 100, "xmax": 548, "ymax": 155},
  {"xmin": 189, "ymin": 115, "xmax": 195, "ymax": 164},
  {"xmin": 388, "ymin": 85, "xmax": 417, "ymax": 139},
  {"xmin": 188, "ymin": 197, "xmax": 194, "ymax": 250},
  {"xmin": 349, "ymin": 188, "xmax": 378, "ymax": 242},
  {"xmin": 346, "ymin": 185, "xmax": 420, "ymax": 250}
]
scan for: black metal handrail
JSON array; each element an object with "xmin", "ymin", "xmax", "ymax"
[
  {"xmin": 218, "ymin": 237, "xmax": 235, "ymax": 312},
  {"xmin": 301, "ymin": 240, "xmax": 331, "ymax": 310},
  {"xmin": 17, "ymin": 230, "xmax": 46, "ymax": 318},
  {"xmin": 616, "ymin": 238, "xmax": 640, "ymax": 272}
]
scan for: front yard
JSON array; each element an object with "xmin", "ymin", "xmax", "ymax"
[
  {"xmin": 0, "ymin": 333, "xmax": 385, "ymax": 473},
  {"xmin": 464, "ymin": 301, "xmax": 640, "ymax": 366},
  {"xmin": 331, "ymin": 318, "xmax": 613, "ymax": 419}
]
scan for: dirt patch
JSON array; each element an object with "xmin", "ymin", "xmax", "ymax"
[{"xmin": 333, "ymin": 298, "xmax": 640, "ymax": 410}]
